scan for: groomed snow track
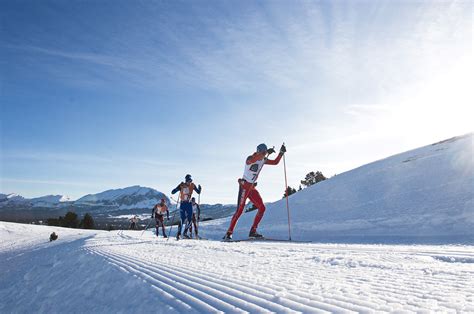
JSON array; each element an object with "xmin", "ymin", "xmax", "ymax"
[{"xmin": 84, "ymin": 231, "xmax": 474, "ymax": 313}]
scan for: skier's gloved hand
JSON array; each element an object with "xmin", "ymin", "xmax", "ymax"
[
  {"xmin": 267, "ymin": 147, "xmax": 276, "ymax": 154},
  {"xmin": 280, "ymin": 144, "xmax": 287, "ymax": 154},
  {"xmin": 198, "ymin": 184, "xmax": 202, "ymax": 192}
]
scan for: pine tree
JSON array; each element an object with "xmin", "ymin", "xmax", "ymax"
[
  {"xmin": 63, "ymin": 211, "xmax": 79, "ymax": 228},
  {"xmin": 300, "ymin": 171, "xmax": 327, "ymax": 187},
  {"xmin": 81, "ymin": 213, "xmax": 95, "ymax": 229},
  {"xmin": 283, "ymin": 186, "xmax": 297, "ymax": 198}
]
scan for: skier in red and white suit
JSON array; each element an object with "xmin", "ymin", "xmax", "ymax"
[{"xmin": 224, "ymin": 143, "xmax": 286, "ymax": 240}]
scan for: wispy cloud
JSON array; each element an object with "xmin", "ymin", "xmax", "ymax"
[
  {"xmin": 2, "ymin": 151, "xmax": 113, "ymax": 164},
  {"xmin": 2, "ymin": 150, "xmax": 180, "ymax": 169},
  {"xmin": 4, "ymin": 1, "xmax": 470, "ymax": 96}
]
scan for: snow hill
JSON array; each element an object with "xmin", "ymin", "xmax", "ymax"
[{"xmin": 203, "ymin": 134, "xmax": 474, "ymax": 243}]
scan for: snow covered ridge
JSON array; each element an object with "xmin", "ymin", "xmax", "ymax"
[
  {"xmin": 0, "ymin": 185, "xmax": 168, "ymax": 210},
  {"xmin": 0, "ymin": 193, "xmax": 71, "ymax": 208},
  {"xmin": 203, "ymin": 133, "xmax": 474, "ymax": 242},
  {"xmin": 75, "ymin": 185, "xmax": 168, "ymax": 209}
]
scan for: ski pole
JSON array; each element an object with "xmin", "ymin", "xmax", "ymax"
[
  {"xmin": 170, "ymin": 196, "xmax": 179, "ymax": 204},
  {"xmin": 196, "ymin": 192, "xmax": 201, "ymax": 239},
  {"xmin": 167, "ymin": 194, "xmax": 180, "ymax": 241},
  {"xmin": 140, "ymin": 217, "xmax": 152, "ymax": 238},
  {"xmin": 282, "ymin": 143, "xmax": 292, "ymax": 241}
]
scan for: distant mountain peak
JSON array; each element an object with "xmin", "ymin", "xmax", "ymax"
[{"xmin": 74, "ymin": 186, "xmax": 168, "ymax": 210}]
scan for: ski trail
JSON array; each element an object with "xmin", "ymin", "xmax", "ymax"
[
  {"xmin": 90, "ymin": 248, "xmax": 223, "ymax": 313},
  {"xmin": 93, "ymin": 249, "xmax": 283, "ymax": 313},
  {"xmin": 97, "ymin": 250, "xmax": 297, "ymax": 312},
  {"xmin": 84, "ymin": 232, "xmax": 474, "ymax": 313},
  {"xmin": 89, "ymin": 247, "xmax": 336, "ymax": 313},
  {"xmin": 152, "ymin": 255, "xmax": 357, "ymax": 313}
]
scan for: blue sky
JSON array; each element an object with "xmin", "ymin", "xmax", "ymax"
[{"xmin": 1, "ymin": 0, "xmax": 472, "ymax": 203}]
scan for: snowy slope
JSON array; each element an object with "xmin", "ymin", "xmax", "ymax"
[
  {"xmin": 203, "ymin": 134, "xmax": 474, "ymax": 242},
  {"xmin": 1, "ymin": 222, "xmax": 473, "ymax": 313}
]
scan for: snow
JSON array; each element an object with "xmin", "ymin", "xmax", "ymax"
[
  {"xmin": 1, "ymin": 222, "xmax": 473, "ymax": 313},
  {"xmin": 112, "ymin": 214, "xmax": 149, "ymax": 220}
]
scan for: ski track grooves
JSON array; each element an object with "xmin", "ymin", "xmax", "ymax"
[
  {"xmin": 90, "ymin": 248, "xmax": 222, "ymax": 313},
  {"xmin": 84, "ymin": 237, "xmax": 473, "ymax": 313},
  {"xmin": 86, "ymin": 246, "xmax": 360, "ymax": 313}
]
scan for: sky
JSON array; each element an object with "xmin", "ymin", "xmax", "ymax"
[{"xmin": 1, "ymin": 0, "xmax": 472, "ymax": 204}]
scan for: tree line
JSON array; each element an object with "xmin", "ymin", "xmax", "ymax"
[
  {"xmin": 47, "ymin": 212, "xmax": 95, "ymax": 229},
  {"xmin": 283, "ymin": 170, "xmax": 328, "ymax": 198}
]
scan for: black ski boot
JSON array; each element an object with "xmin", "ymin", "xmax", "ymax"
[
  {"xmin": 163, "ymin": 234, "xmax": 168, "ymax": 238},
  {"xmin": 249, "ymin": 230, "xmax": 264, "ymax": 239},
  {"xmin": 222, "ymin": 232, "xmax": 233, "ymax": 241},
  {"xmin": 176, "ymin": 234, "xmax": 181, "ymax": 240},
  {"xmin": 183, "ymin": 234, "xmax": 190, "ymax": 239}
]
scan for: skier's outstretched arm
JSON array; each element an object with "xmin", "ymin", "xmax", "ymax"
[{"xmin": 265, "ymin": 144, "xmax": 286, "ymax": 165}]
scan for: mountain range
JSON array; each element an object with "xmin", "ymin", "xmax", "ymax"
[
  {"xmin": 0, "ymin": 185, "xmax": 235, "ymax": 226},
  {"xmin": 0, "ymin": 185, "xmax": 168, "ymax": 210}
]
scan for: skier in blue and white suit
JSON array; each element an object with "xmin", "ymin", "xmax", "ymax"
[{"xmin": 171, "ymin": 174, "xmax": 202, "ymax": 240}]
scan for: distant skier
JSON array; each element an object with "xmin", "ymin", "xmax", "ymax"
[
  {"xmin": 129, "ymin": 216, "xmax": 139, "ymax": 230},
  {"xmin": 184, "ymin": 197, "xmax": 201, "ymax": 238},
  {"xmin": 152, "ymin": 198, "xmax": 169, "ymax": 238},
  {"xmin": 172, "ymin": 174, "xmax": 202, "ymax": 240},
  {"xmin": 223, "ymin": 143, "xmax": 286, "ymax": 240}
]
